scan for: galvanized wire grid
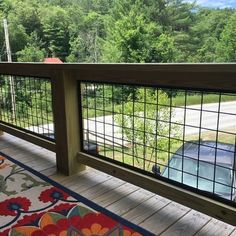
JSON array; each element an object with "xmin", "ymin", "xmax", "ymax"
[
  {"xmin": 0, "ymin": 75, "xmax": 54, "ymax": 140},
  {"xmin": 81, "ymin": 82, "xmax": 236, "ymax": 204}
]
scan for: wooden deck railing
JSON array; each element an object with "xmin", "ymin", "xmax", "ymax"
[{"xmin": 0, "ymin": 63, "xmax": 236, "ymax": 226}]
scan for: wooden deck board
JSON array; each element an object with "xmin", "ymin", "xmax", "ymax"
[
  {"xmin": 0, "ymin": 133, "xmax": 235, "ymax": 236},
  {"xmin": 107, "ymin": 188, "xmax": 155, "ymax": 216},
  {"xmin": 140, "ymin": 202, "xmax": 190, "ymax": 235},
  {"xmin": 61, "ymin": 171, "xmax": 112, "ymax": 192},
  {"xmin": 80, "ymin": 177, "xmax": 125, "ymax": 200},
  {"xmin": 122, "ymin": 195, "xmax": 171, "ymax": 224},
  {"xmin": 160, "ymin": 210, "xmax": 211, "ymax": 236},
  {"xmin": 195, "ymin": 219, "xmax": 235, "ymax": 236},
  {"xmin": 40, "ymin": 166, "xmax": 57, "ymax": 176},
  {"xmin": 230, "ymin": 230, "xmax": 236, "ymax": 236},
  {"xmin": 93, "ymin": 182, "xmax": 139, "ymax": 207}
]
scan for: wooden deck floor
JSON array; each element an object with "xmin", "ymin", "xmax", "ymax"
[{"xmin": 0, "ymin": 133, "xmax": 236, "ymax": 236}]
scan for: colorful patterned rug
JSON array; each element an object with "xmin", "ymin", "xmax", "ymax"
[{"xmin": 0, "ymin": 152, "xmax": 153, "ymax": 236}]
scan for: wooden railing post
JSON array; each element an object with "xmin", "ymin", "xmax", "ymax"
[
  {"xmin": 0, "ymin": 108, "xmax": 3, "ymax": 136},
  {"xmin": 51, "ymin": 70, "xmax": 86, "ymax": 175},
  {"xmin": 0, "ymin": 126, "xmax": 3, "ymax": 136}
]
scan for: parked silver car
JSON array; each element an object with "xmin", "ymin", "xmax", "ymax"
[{"xmin": 153, "ymin": 141, "xmax": 236, "ymax": 201}]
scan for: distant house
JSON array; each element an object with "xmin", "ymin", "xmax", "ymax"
[{"xmin": 44, "ymin": 57, "xmax": 63, "ymax": 63}]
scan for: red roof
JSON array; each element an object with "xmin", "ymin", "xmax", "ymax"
[{"xmin": 44, "ymin": 58, "xmax": 63, "ymax": 63}]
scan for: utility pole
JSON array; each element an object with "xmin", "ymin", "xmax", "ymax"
[
  {"xmin": 3, "ymin": 19, "xmax": 12, "ymax": 62},
  {"xmin": 3, "ymin": 18, "xmax": 16, "ymax": 121}
]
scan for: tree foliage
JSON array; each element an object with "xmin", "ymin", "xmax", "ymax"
[
  {"xmin": 115, "ymin": 88, "xmax": 180, "ymax": 167},
  {"xmin": 0, "ymin": 0, "xmax": 235, "ymax": 62},
  {"xmin": 216, "ymin": 12, "xmax": 236, "ymax": 62}
]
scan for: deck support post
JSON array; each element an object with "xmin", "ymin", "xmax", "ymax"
[
  {"xmin": 52, "ymin": 70, "xmax": 86, "ymax": 175},
  {"xmin": 0, "ymin": 109, "xmax": 3, "ymax": 136}
]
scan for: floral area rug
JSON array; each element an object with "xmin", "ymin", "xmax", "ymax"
[{"xmin": 0, "ymin": 152, "xmax": 154, "ymax": 236}]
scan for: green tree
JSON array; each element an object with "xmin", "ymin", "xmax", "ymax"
[
  {"xmin": 102, "ymin": 10, "xmax": 157, "ymax": 62},
  {"xmin": 0, "ymin": 0, "xmax": 235, "ymax": 63},
  {"xmin": 0, "ymin": 0, "xmax": 13, "ymax": 15},
  {"xmin": 147, "ymin": 33, "xmax": 177, "ymax": 62},
  {"xmin": 16, "ymin": 45, "xmax": 45, "ymax": 62},
  {"xmin": 67, "ymin": 11, "xmax": 104, "ymax": 62},
  {"xmin": 115, "ymin": 88, "xmax": 180, "ymax": 169},
  {"xmin": 190, "ymin": 8, "xmax": 234, "ymax": 62},
  {"xmin": 16, "ymin": 32, "xmax": 45, "ymax": 62},
  {"xmin": 216, "ymin": 12, "xmax": 236, "ymax": 62},
  {"xmin": 9, "ymin": 0, "xmax": 42, "ymax": 35},
  {"xmin": 41, "ymin": 6, "xmax": 70, "ymax": 60},
  {"xmin": 166, "ymin": 1, "xmax": 197, "ymax": 62},
  {"xmin": 8, "ymin": 24, "xmax": 29, "ymax": 61},
  {"xmin": 102, "ymin": 1, "xmax": 179, "ymax": 63}
]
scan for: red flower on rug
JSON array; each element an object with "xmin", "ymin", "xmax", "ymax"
[
  {"xmin": 15, "ymin": 213, "xmax": 45, "ymax": 227},
  {"xmin": 123, "ymin": 231, "xmax": 143, "ymax": 236},
  {"xmin": 49, "ymin": 203, "xmax": 77, "ymax": 216},
  {"xmin": 0, "ymin": 229, "xmax": 10, "ymax": 236},
  {"xmin": 10, "ymin": 205, "xmax": 142, "ymax": 236},
  {"xmin": 0, "ymin": 197, "xmax": 31, "ymax": 216},
  {"xmin": 73, "ymin": 213, "xmax": 141, "ymax": 236},
  {"xmin": 31, "ymin": 218, "xmax": 71, "ymax": 236},
  {"xmin": 39, "ymin": 187, "xmax": 69, "ymax": 203},
  {"xmin": 72, "ymin": 212, "xmax": 117, "ymax": 232}
]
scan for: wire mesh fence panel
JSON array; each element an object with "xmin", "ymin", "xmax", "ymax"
[
  {"xmin": 81, "ymin": 81, "xmax": 236, "ymax": 205},
  {"xmin": 0, "ymin": 75, "xmax": 54, "ymax": 140}
]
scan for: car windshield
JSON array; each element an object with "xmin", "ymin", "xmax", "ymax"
[{"xmin": 162, "ymin": 156, "xmax": 233, "ymax": 196}]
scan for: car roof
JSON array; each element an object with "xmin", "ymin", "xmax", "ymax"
[{"xmin": 174, "ymin": 141, "xmax": 235, "ymax": 166}]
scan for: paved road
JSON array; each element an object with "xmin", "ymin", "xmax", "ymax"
[
  {"xmin": 173, "ymin": 101, "xmax": 236, "ymax": 135},
  {"xmin": 84, "ymin": 101, "xmax": 236, "ymax": 145},
  {"xmin": 26, "ymin": 101, "xmax": 236, "ymax": 145}
]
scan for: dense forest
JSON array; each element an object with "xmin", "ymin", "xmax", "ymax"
[{"xmin": 0, "ymin": 0, "xmax": 235, "ymax": 63}]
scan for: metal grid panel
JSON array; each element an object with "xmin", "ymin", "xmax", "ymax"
[
  {"xmin": 0, "ymin": 75, "xmax": 54, "ymax": 140},
  {"xmin": 81, "ymin": 82, "xmax": 236, "ymax": 205}
]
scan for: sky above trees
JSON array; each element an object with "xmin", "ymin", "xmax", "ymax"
[{"xmin": 184, "ymin": 0, "xmax": 236, "ymax": 8}]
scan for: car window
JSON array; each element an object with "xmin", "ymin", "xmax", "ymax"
[{"xmin": 162, "ymin": 156, "xmax": 233, "ymax": 196}]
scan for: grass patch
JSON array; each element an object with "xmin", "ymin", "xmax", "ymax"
[
  {"xmin": 84, "ymin": 93, "xmax": 236, "ymax": 118},
  {"xmin": 98, "ymin": 127, "xmax": 236, "ymax": 172},
  {"xmin": 186, "ymin": 127, "xmax": 236, "ymax": 145},
  {"xmin": 0, "ymin": 111, "xmax": 54, "ymax": 128},
  {"xmin": 173, "ymin": 94, "xmax": 236, "ymax": 106},
  {"xmin": 99, "ymin": 140, "xmax": 183, "ymax": 173}
]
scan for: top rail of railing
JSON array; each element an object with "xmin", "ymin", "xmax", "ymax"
[{"xmin": 0, "ymin": 63, "xmax": 236, "ymax": 92}]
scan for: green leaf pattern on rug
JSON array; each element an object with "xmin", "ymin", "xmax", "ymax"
[
  {"xmin": 40, "ymin": 212, "xmax": 65, "ymax": 225},
  {"xmin": 20, "ymin": 172, "xmax": 49, "ymax": 191},
  {"xmin": 1, "ymin": 164, "xmax": 49, "ymax": 196},
  {"xmin": 0, "ymin": 175, "xmax": 17, "ymax": 196},
  {"xmin": 10, "ymin": 229, "xmax": 25, "ymax": 236},
  {"xmin": 68, "ymin": 205, "xmax": 93, "ymax": 218}
]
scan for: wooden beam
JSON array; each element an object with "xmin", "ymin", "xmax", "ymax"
[
  {"xmin": 77, "ymin": 152, "xmax": 236, "ymax": 226},
  {"xmin": 0, "ymin": 63, "xmax": 236, "ymax": 92},
  {"xmin": 0, "ymin": 123, "xmax": 55, "ymax": 151},
  {"xmin": 52, "ymin": 70, "xmax": 85, "ymax": 175}
]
